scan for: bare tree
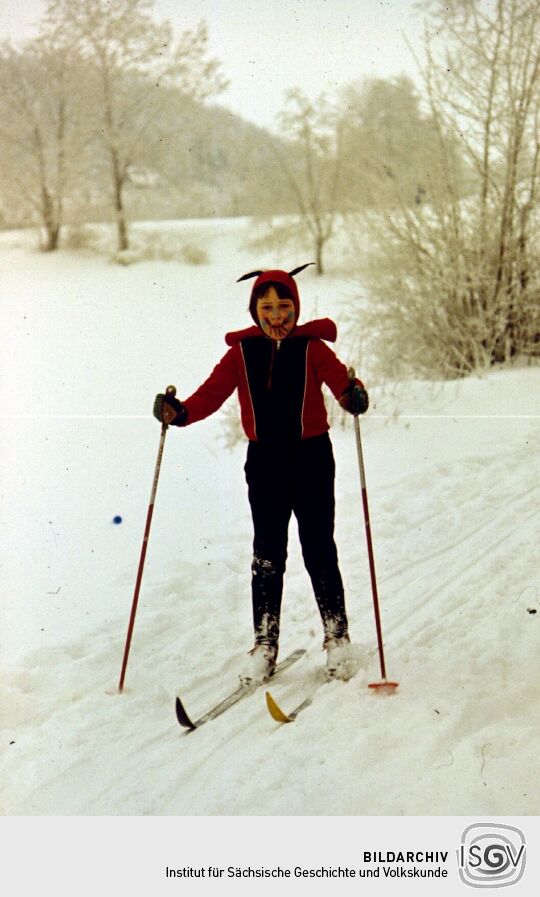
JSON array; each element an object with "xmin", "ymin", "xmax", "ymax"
[
  {"xmin": 0, "ymin": 32, "xmax": 84, "ymax": 249},
  {"xmin": 270, "ymin": 89, "xmax": 343, "ymax": 274},
  {"xmin": 43, "ymin": 0, "xmax": 227, "ymax": 252},
  {"xmin": 348, "ymin": 0, "xmax": 540, "ymax": 378}
]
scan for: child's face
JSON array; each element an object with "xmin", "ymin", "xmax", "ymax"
[{"xmin": 256, "ymin": 287, "xmax": 296, "ymax": 340}]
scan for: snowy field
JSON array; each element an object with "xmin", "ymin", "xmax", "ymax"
[{"xmin": 1, "ymin": 219, "xmax": 539, "ymax": 816}]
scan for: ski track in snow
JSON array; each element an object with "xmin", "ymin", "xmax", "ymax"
[{"xmin": 1, "ymin": 223, "xmax": 539, "ymax": 816}]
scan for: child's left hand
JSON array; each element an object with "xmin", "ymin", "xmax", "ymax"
[{"xmin": 339, "ymin": 385, "xmax": 369, "ymax": 416}]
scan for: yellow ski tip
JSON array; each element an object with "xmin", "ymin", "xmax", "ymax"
[{"xmin": 265, "ymin": 691, "xmax": 293, "ymax": 723}]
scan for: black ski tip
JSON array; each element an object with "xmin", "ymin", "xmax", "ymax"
[{"xmin": 175, "ymin": 696, "xmax": 196, "ymax": 730}]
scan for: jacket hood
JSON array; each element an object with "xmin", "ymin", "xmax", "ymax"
[
  {"xmin": 225, "ymin": 317, "xmax": 337, "ymax": 346},
  {"xmin": 248, "ymin": 269, "xmax": 301, "ymax": 324}
]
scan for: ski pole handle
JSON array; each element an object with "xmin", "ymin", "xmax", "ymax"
[
  {"xmin": 161, "ymin": 384, "xmax": 177, "ymax": 431},
  {"xmin": 150, "ymin": 385, "xmax": 176, "ymax": 498}
]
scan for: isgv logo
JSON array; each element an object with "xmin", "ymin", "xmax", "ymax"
[{"xmin": 458, "ymin": 823, "xmax": 526, "ymax": 888}]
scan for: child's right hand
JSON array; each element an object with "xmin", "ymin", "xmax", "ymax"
[{"xmin": 153, "ymin": 393, "xmax": 188, "ymax": 426}]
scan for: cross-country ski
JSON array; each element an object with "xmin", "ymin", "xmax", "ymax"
[
  {"xmin": 176, "ymin": 649, "xmax": 306, "ymax": 731},
  {"xmin": 265, "ymin": 690, "xmax": 314, "ymax": 724}
]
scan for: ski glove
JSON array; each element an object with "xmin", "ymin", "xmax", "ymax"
[
  {"xmin": 153, "ymin": 393, "xmax": 188, "ymax": 426},
  {"xmin": 339, "ymin": 384, "xmax": 369, "ymax": 416}
]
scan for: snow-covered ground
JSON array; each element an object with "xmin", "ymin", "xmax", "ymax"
[{"xmin": 1, "ymin": 220, "xmax": 539, "ymax": 816}]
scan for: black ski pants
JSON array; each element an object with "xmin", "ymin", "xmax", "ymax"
[{"xmin": 244, "ymin": 432, "xmax": 349, "ymax": 651}]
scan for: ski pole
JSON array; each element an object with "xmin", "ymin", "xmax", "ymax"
[
  {"xmin": 118, "ymin": 385, "xmax": 177, "ymax": 693},
  {"xmin": 348, "ymin": 369, "xmax": 398, "ymax": 693}
]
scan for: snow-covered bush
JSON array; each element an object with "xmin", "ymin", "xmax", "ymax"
[
  {"xmin": 180, "ymin": 241, "xmax": 209, "ymax": 266},
  {"xmin": 346, "ymin": 203, "xmax": 540, "ymax": 380},
  {"xmin": 62, "ymin": 224, "xmax": 98, "ymax": 251},
  {"xmin": 345, "ymin": 1, "xmax": 540, "ymax": 380},
  {"xmin": 110, "ymin": 230, "xmax": 209, "ymax": 265}
]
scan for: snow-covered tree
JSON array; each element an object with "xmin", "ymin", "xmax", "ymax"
[
  {"xmin": 339, "ymin": 75, "xmax": 455, "ymax": 209},
  {"xmin": 0, "ymin": 31, "xmax": 85, "ymax": 249},
  {"xmin": 271, "ymin": 89, "xmax": 343, "ymax": 275},
  {"xmin": 42, "ymin": 0, "xmax": 227, "ymax": 251}
]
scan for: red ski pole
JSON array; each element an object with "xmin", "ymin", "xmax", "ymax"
[
  {"xmin": 118, "ymin": 385, "xmax": 176, "ymax": 693},
  {"xmin": 348, "ymin": 369, "xmax": 398, "ymax": 694}
]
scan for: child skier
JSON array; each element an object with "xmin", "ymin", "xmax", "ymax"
[{"xmin": 153, "ymin": 265, "xmax": 369, "ymax": 684}]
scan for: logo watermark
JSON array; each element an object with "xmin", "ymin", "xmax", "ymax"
[{"xmin": 458, "ymin": 823, "xmax": 526, "ymax": 888}]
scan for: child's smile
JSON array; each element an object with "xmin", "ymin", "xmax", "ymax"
[{"xmin": 256, "ymin": 287, "xmax": 296, "ymax": 340}]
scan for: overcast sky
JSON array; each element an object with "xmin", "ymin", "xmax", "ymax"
[{"xmin": 0, "ymin": 0, "xmax": 427, "ymax": 131}]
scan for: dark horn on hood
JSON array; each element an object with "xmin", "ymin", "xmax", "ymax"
[
  {"xmin": 288, "ymin": 262, "xmax": 316, "ymax": 277},
  {"xmin": 236, "ymin": 270, "xmax": 264, "ymax": 283}
]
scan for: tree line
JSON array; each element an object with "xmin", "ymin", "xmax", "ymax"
[
  {"xmin": 1, "ymin": 0, "xmax": 538, "ymax": 376},
  {"xmin": 0, "ymin": 0, "xmax": 459, "ymax": 258}
]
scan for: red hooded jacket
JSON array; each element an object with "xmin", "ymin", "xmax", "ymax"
[{"xmin": 182, "ymin": 318, "xmax": 362, "ymax": 442}]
